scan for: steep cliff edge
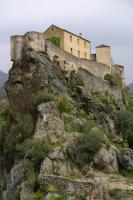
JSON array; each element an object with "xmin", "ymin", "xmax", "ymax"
[{"xmin": 0, "ymin": 32, "xmax": 133, "ymax": 200}]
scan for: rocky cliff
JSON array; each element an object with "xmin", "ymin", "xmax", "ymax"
[{"xmin": 0, "ymin": 31, "xmax": 133, "ymax": 200}]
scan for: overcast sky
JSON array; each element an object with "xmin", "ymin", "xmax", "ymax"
[{"xmin": 0, "ymin": 0, "xmax": 133, "ymax": 84}]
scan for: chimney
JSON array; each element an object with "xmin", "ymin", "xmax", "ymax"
[{"xmin": 79, "ymin": 33, "xmax": 82, "ymax": 37}]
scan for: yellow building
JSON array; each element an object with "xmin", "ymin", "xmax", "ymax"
[
  {"xmin": 96, "ymin": 44, "xmax": 112, "ymax": 68},
  {"xmin": 44, "ymin": 25, "xmax": 91, "ymax": 59}
]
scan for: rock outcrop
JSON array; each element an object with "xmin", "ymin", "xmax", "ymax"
[
  {"xmin": 94, "ymin": 146, "xmax": 119, "ymax": 173},
  {"xmin": 2, "ymin": 31, "xmax": 133, "ymax": 200},
  {"xmin": 118, "ymin": 148, "xmax": 133, "ymax": 171}
]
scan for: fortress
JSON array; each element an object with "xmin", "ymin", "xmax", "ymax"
[{"xmin": 10, "ymin": 25, "xmax": 124, "ymax": 81}]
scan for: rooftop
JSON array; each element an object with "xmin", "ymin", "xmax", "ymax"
[
  {"xmin": 45, "ymin": 24, "xmax": 91, "ymax": 43},
  {"xmin": 96, "ymin": 44, "xmax": 111, "ymax": 48}
]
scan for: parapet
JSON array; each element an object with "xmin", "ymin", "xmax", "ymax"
[
  {"xmin": 10, "ymin": 32, "xmax": 45, "ymax": 62},
  {"xmin": 10, "ymin": 35, "xmax": 24, "ymax": 62}
]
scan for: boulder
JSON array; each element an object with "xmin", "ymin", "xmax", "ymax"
[
  {"xmin": 20, "ymin": 182, "xmax": 33, "ymax": 200},
  {"xmin": 118, "ymin": 148, "xmax": 133, "ymax": 171},
  {"xmin": 94, "ymin": 146, "xmax": 119, "ymax": 173},
  {"xmin": 3, "ymin": 161, "xmax": 26, "ymax": 200},
  {"xmin": 39, "ymin": 158, "xmax": 53, "ymax": 176}
]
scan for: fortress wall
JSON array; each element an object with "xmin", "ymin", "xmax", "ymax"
[
  {"xmin": 78, "ymin": 68, "xmax": 123, "ymax": 102},
  {"xmin": 46, "ymin": 41, "xmax": 111, "ymax": 78},
  {"xmin": 11, "ymin": 32, "xmax": 46, "ymax": 62},
  {"xmin": 79, "ymin": 59, "xmax": 110, "ymax": 79},
  {"xmin": 10, "ymin": 35, "xmax": 24, "ymax": 62},
  {"xmin": 23, "ymin": 32, "xmax": 45, "ymax": 52},
  {"xmin": 46, "ymin": 40, "xmax": 79, "ymax": 71}
]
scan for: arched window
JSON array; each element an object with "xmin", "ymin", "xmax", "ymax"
[
  {"xmin": 78, "ymin": 50, "xmax": 80, "ymax": 58},
  {"xmin": 84, "ymin": 42, "xmax": 86, "ymax": 48},
  {"xmin": 71, "ymin": 48, "xmax": 73, "ymax": 54},
  {"xmin": 77, "ymin": 38, "xmax": 79, "ymax": 45},
  {"xmin": 70, "ymin": 35, "xmax": 72, "ymax": 42}
]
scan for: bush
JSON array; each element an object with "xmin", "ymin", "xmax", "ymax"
[
  {"xmin": 27, "ymin": 190, "xmax": 44, "ymax": 200},
  {"xmin": 126, "ymin": 98, "xmax": 133, "ymax": 112},
  {"xmin": 48, "ymin": 36, "xmax": 61, "ymax": 47},
  {"xmin": 0, "ymin": 106, "xmax": 12, "ymax": 126},
  {"xmin": 16, "ymin": 137, "xmax": 53, "ymax": 169},
  {"xmin": 74, "ymin": 127, "xmax": 105, "ymax": 166},
  {"xmin": 57, "ymin": 96, "xmax": 72, "ymax": 114},
  {"xmin": 35, "ymin": 92, "xmax": 54, "ymax": 105},
  {"xmin": 64, "ymin": 116, "xmax": 81, "ymax": 132},
  {"xmin": 127, "ymin": 131, "xmax": 133, "ymax": 149},
  {"xmin": 104, "ymin": 74, "xmax": 118, "ymax": 86},
  {"xmin": 115, "ymin": 111, "xmax": 133, "ymax": 142},
  {"xmin": 3, "ymin": 114, "xmax": 35, "ymax": 171}
]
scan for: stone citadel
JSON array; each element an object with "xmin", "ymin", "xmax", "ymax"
[{"xmin": 11, "ymin": 25, "xmax": 124, "ymax": 81}]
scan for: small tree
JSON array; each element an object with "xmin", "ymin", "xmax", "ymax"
[{"xmin": 48, "ymin": 36, "xmax": 61, "ymax": 47}]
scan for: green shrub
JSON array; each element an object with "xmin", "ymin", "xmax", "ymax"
[
  {"xmin": 48, "ymin": 36, "xmax": 61, "ymax": 47},
  {"xmin": 36, "ymin": 92, "xmax": 54, "ymax": 105},
  {"xmin": 16, "ymin": 137, "xmax": 53, "ymax": 169},
  {"xmin": 126, "ymin": 98, "xmax": 133, "ymax": 112},
  {"xmin": 17, "ymin": 114, "xmax": 34, "ymax": 139},
  {"xmin": 64, "ymin": 116, "xmax": 81, "ymax": 132},
  {"xmin": 57, "ymin": 96, "xmax": 72, "ymax": 114},
  {"xmin": 115, "ymin": 111, "xmax": 133, "ymax": 143},
  {"xmin": 74, "ymin": 127, "xmax": 105, "ymax": 166},
  {"xmin": 27, "ymin": 190, "xmax": 44, "ymax": 200},
  {"xmin": 127, "ymin": 131, "xmax": 133, "ymax": 149},
  {"xmin": 104, "ymin": 74, "xmax": 118, "ymax": 86},
  {"xmin": 0, "ymin": 106, "xmax": 12, "ymax": 126},
  {"xmin": 82, "ymin": 124, "xmax": 94, "ymax": 134}
]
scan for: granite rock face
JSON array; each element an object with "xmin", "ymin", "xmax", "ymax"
[
  {"xmin": 5, "ymin": 50, "xmax": 65, "ymax": 121},
  {"xmin": 35, "ymin": 102, "xmax": 65, "ymax": 142},
  {"xmin": 118, "ymin": 148, "xmax": 133, "ymax": 171},
  {"xmin": 3, "ymin": 162, "xmax": 26, "ymax": 200}
]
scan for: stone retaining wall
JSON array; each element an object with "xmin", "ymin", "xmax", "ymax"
[{"xmin": 39, "ymin": 175, "xmax": 95, "ymax": 193}]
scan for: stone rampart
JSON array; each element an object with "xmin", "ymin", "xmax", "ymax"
[
  {"xmin": 39, "ymin": 175, "xmax": 95, "ymax": 194},
  {"xmin": 78, "ymin": 68, "xmax": 123, "ymax": 102},
  {"xmin": 10, "ymin": 32, "xmax": 45, "ymax": 62},
  {"xmin": 46, "ymin": 41, "xmax": 111, "ymax": 79}
]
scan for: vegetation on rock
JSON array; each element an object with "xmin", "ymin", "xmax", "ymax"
[
  {"xmin": 48, "ymin": 36, "xmax": 61, "ymax": 47},
  {"xmin": 104, "ymin": 73, "xmax": 119, "ymax": 86}
]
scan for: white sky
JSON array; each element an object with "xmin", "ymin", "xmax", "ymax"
[{"xmin": 0, "ymin": 0, "xmax": 133, "ymax": 83}]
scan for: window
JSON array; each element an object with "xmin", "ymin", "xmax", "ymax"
[
  {"xmin": 78, "ymin": 50, "xmax": 80, "ymax": 58},
  {"xmin": 84, "ymin": 42, "xmax": 86, "ymax": 48},
  {"xmin": 70, "ymin": 35, "xmax": 72, "ymax": 42},
  {"xmin": 71, "ymin": 48, "xmax": 73, "ymax": 54},
  {"xmin": 85, "ymin": 52, "xmax": 87, "ymax": 59},
  {"xmin": 77, "ymin": 38, "xmax": 79, "ymax": 45}
]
